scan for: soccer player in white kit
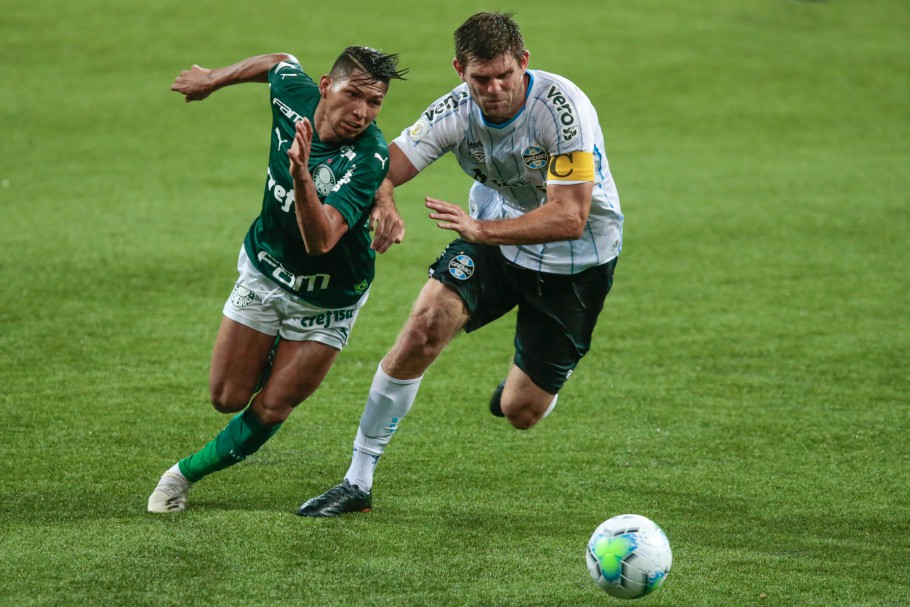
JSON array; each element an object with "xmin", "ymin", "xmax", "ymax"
[{"xmin": 299, "ymin": 11, "xmax": 623, "ymax": 516}]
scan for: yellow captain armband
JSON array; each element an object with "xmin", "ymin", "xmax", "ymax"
[{"xmin": 546, "ymin": 151, "xmax": 595, "ymax": 183}]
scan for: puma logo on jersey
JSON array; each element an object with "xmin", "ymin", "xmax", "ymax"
[
  {"xmin": 275, "ymin": 128, "xmax": 288, "ymax": 150},
  {"xmin": 374, "ymin": 153, "xmax": 388, "ymax": 169}
]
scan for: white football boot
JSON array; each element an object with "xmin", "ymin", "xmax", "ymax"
[{"xmin": 147, "ymin": 468, "xmax": 192, "ymax": 513}]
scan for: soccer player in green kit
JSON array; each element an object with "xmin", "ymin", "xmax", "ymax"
[{"xmin": 147, "ymin": 47, "xmax": 407, "ymax": 513}]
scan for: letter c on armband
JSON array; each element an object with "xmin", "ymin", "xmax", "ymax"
[{"xmin": 547, "ymin": 151, "xmax": 595, "ymax": 182}]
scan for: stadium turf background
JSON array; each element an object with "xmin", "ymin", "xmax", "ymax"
[{"xmin": 1, "ymin": 1, "xmax": 908, "ymax": 605}]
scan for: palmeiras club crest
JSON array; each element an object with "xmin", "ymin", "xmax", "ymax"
[
  {"xmin": 313, "ymin": 164, "xmax": 336, "ymax": 196},
  {"xmin": 230, "ymin": 284, "xmax": 255, "ymax": 308}
]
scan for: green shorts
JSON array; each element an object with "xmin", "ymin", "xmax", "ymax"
[{"xmin": 428, "ymin": 239, "xmax": 617, "ymax": 394}]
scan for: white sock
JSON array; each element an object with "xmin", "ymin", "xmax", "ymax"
[
  {"xmin": 542, "ymin": 394, "xmax": 559, "ymax": 419},
  {"xmin": 344, "ymin": 362, "xmax": 422, "ymax": 492},
  {"xmin": 345, "ymin": 428, "xmax": 381, "ymax": 492}
]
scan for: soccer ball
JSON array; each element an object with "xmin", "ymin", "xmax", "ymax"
[{"xmin": 586, "ymin": 514, "xmax": 672, "ymax": 599}]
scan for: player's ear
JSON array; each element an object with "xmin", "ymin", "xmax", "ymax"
[
  {"xmin": 520, "ymin": 50, "xmax": 530, "ymax": 70},
  {"xmin": 453, "ymin": 58, "xmax": 466, "ymax": 81},
  {"xmin": 318, "ymin": 75, "xmax": 331, "ymax": 98}
]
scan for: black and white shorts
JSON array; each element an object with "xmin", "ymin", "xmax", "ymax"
[{"xmin": 429, "ymin": 239, "xmax": 616, "ymax": 394}]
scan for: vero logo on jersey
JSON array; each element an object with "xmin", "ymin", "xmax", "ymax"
[
  {"xmin": 423, "ymin": 91, "xmax": 469, "ymax": 123},
  {"xmin": 546, "ymin": 85, "xmax": 578, "ymax": 141}
]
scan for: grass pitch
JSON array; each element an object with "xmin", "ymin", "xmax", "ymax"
[{"xmin": 1, "ymin": 1, "xmax": 908, "ymax": 606}]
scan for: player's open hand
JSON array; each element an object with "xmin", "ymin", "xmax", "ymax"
[
  {"xmin": 426, "ymin": 197, "xmax": 483, "ymax": 242},
  {"xmin": 170, "ymin": 65, "xmax": 215, "ymax": 102},
  {"xmin": 370, "ymin": 181, "xmax": 405, "ymax": 253},
  {"xmin": 288, "ymin": 119, "xmax": 313, "ymax": 183}
]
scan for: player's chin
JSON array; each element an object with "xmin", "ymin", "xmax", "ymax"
[
  {"xmin": 338, "ymin": 121, "xmax": 366, "ymax": 139},
  {"xmin": 481, "ymin": 98, "xmax": 507, "ymax": 110}
]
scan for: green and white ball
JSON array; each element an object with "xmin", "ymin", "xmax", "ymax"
[{"xmin": 586, "ymin": 514, "xmax": 672, "ymax": 599}]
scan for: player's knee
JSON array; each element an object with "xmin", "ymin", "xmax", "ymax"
[
  {"xmin": 209, "ymin": 383, "xmax": 251, "ymax": 414},
  {"xmin": 210, "ymin": 393, "xmax": 248, "ymax": 414},
  {"xmin": 502, "ymin": 399, "xmax": 542, "ymax": 430},
  {"xmin": 501, "ymin": 396, "xmax": 551, "ymax": 430},
  {"xmin": 504, "ymin": 408, "xmax": 542, "ymax": 430},
  {"xmin": 250, "ymin": 384, "xmax": 312, "ymax": 426},
  {"xmin": 400, "ymin": 313, "xmax": 449, "ymax": 358},
  {"xmin": 398, "ymin": 331, "xmax": 438, "ymax": 361}
]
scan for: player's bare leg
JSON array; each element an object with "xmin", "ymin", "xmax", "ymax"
[
  {"xmin": 249, "ymin": 338, "xmax": 340, "ymax": 426},
  {"xmin": 382, "ymin": 279, "xmax": 469, "ymax": 378},
  {"xmin": 150, "ymin": 320, "xmax": 339, "ymax": 513},
  {"xmin": 496, "ymin": 364, "xmax": 558, "ymax": 430},
  {"xmin": 298, "ymin": 280, "xmax": 468, "ymax": 516},
  {"xmin": 209, "ymin": 317, "xmax": 277, "ymax": 413}
]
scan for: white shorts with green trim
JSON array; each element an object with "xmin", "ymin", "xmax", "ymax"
[{"xmin": 222, "ymin": 248, "xmax": 368, "ymax": 351}]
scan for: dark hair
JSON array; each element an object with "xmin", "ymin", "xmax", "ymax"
[
  {"xmin": 330, "ymin": 46, "xmax": 408, "ymax": 84},
  {"xmin": 454, "ymin": 11, "xmax": 525, "ymax": 66}
]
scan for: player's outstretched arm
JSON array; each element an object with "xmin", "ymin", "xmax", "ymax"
[{"xmin": 170, "ymin": 53, "xmax": 295, "ymax": 102}]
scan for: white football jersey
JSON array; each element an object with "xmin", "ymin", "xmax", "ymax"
[{"xmin": 393, "ymin": 69, "xmax": 623, "ymax": 275}]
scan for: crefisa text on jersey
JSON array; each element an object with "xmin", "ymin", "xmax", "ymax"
[
  {"xmin": 299, "ymin": 308, "xmax": 355, "ymax": 329},
  {"xmin": 266, "ymin": 168, "xmax": 296, "ymax": 212}
]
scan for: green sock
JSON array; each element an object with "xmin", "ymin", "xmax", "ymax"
[{"xmin": 178, "ymin": 408, "xmax": 282, "ymax": 483}]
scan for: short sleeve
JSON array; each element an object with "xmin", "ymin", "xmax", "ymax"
[
  {"xmin": 324, "ymin": 141, "xmax": 390, "ymax": 227},
  {"xmin": 391, "ymin": 87, "xmax": 469, "ymax": 172}
]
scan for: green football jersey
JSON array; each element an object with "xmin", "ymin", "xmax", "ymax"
[{"xmin": 243, "ymin": 57, "xmax": 390, "ymax": 308}]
